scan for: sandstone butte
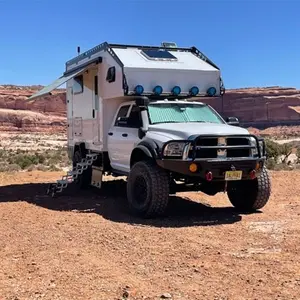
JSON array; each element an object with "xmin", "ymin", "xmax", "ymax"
[{"xmin": 0, "ymin": 84, "xmax": 300, "ymax": 133}]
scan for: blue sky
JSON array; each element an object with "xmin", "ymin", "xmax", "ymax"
[{"xmin": 0, "ymin": 0, "xmax": 299, "ymax": 89}]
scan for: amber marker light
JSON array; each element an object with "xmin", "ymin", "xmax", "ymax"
[{"xmin": 189, "ymin": 163, "xmax": 198, "ymax": 173}]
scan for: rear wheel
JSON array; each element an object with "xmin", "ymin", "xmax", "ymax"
[
  {"xmin": 127, "ymin": 161, "xmax": 169, "ymax": 218},
  {"xmin": 72, "ymin": 150, "xmax": 92, "ymax": 189},
  {"xmin": 227, "ymin": 167, "xmax": 271, "ymax": 211}
]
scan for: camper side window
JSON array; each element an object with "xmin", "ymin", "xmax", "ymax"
[
  {"xmin": 115, "ymin": 105, "xmax": 130, "ymax": 126},
  {"xmin": 73, "ymin": 75, "xmax": 84, "ymax": 94},
  {"xmin": 106, "ymin": 66, "xmax": 116, "ymax": 83}
]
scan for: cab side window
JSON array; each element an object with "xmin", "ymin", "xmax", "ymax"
[
  {"xmin": 114, "ymin": 105, "xmax": 130, "ymax": 126},
  {"xmin": 127, "ymin": 105, "xmax": 142, "ymax": 128}
]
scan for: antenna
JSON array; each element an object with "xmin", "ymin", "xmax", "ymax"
[{"xmin": 77, "ymin": 46, "xmax": 81, "ymax": 55}]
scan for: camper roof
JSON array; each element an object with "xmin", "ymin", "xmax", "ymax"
[
  {"xmin": 28, "ymin": 41, "xmax": 224, "ymax": 100},
  {"xmin": 66, "ymin": 42, "xmax": 220, "ymax": 71}
]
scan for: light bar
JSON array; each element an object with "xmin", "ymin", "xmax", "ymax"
[
  {"xmin": 134, "ymin": 85, "xmax": 144, "ymax": 95},
  {"xmin": 153, "ymin": 85, "xmax": 163, "ymax": 95},
  {"xmin": 207, "ymin": 87, "xmax": 216, "ymax": 96},
  {"xmin": 171, "ymin": 86, "xmax": 181, "ymax": 96}
]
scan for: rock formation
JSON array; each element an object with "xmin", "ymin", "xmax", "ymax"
[
  {"xmin": 0, "ymin": 85, "xmax": 66, "ymax": 132},
  {"xmin": 1, "ymin": 84, "xmax": 300, "ymax": 133},
  {"xmin": 202, "ymin": 86, "xmax": 300, "ymax": 126}
]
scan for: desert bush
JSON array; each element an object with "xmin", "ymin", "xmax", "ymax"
[
  {"xmin": 265, "ymin": 139, "xmax": 281, "ymax": 161},
  {"xmin": 265, "ymin": 158, "xmax": 276, "ymax": 170}
]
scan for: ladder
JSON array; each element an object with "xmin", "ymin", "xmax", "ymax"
[{"xmin": 46, "ymin": 153, "xmax": 98, "ymax": 197}]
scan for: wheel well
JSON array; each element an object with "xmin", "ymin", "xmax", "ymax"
[{"xmin": 130, "ymin": 148, "xmax": 154, "ymax": 167}]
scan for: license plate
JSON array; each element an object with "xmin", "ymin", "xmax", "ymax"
[{"xmin": 225, "ymin": 170, "xmax": 242, "ymax": 181}]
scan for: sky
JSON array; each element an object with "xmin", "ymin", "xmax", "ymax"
[{"xmin": 0, "ymin": 0, "xmax": 299, "ymax": 89}]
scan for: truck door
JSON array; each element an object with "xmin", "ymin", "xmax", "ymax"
[
  {"xmin": 92, "ymin": 75, "xmax": 100, "ymax": 145},
  {"xmin": 107, "ymin": 104, "xmax": 141, "ymax": 173}
]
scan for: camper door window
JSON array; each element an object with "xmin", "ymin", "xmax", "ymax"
[{"xmin": 73, "ymin": 75, "xmax": 84, "ymax": 94}]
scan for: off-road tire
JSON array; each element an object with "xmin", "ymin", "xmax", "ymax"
[
  {"xmin": 227, "ymin": 166, "xmax": 271, "ymax": 211},
  {"xmin": 73, "ymin": 150, "xmax": 92, "ymax": 189},
  {"xmin": 127, "ymin": 161, "xmax": 169, "ymax": 218}
]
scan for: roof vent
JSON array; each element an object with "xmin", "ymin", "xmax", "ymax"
[{"xmin": 161, "ymin": 42, "xmax": 177, "ymax": 48}]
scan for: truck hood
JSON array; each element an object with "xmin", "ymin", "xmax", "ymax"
[{"xmin": 148, "ymin": 122, "xmax": 249, "ymax": 140}]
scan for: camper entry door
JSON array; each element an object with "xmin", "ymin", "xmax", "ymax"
[{"xmin": 92, "ymin": 75, "xmax": 101, "ymax": 145}]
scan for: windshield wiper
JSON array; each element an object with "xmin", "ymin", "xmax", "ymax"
[{"xmin": 153, "ymin": 121, "xmax": 180, "ymax": 124}]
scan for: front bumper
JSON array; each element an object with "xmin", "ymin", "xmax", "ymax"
[{"xmin": 156, "ymin": 157, "xmax": 265, "ymax": 181}]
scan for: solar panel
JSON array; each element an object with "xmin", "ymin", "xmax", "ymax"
[{"xmin": 141, "ymin": 49, "xmax": 177, "ymax": 60}]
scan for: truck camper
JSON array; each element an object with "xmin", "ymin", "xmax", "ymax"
[{"xmin": 29, "ymin": 41, "xmax": 271, "ymax": 218}]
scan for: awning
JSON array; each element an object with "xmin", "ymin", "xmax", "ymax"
[{"xmin": 27, "ymin": 67, "xmax": 86, "ymax": 101}]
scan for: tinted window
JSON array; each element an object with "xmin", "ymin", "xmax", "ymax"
[
  {"xmin": 73, "ymin": 75, "xmax": 83, "ymax": 94},
  {"xmin": 141, "ymin": 49, "xmax": 177, "ymax": 60},
  {"xmin": 106, "ymin": 66, "xmax": 116, "ymax": 83},
  {"xmin": 127, "ymin": 105, "xmax": 142, "ymax": 128},
  {"xmin": 114, "ymin": 105, "xmax": 130, "ymax": 126}
]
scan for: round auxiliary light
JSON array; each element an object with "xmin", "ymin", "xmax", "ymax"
[
  {"xmin": 189, "ymin": 163, "xmax": 198, "ymax": 173},
  {"xmin": 171, "ymin": 86, "xmax": 181, "ymax": 96},
  {"xmin": 190, "ymin": 86, "xmax": 199, "ymax": 96},
  {"xmin": 134, "ymin": 85, "xmax": 144, "ymax": 95},
  {"xmin": 153, "ymin": 85, "xmax": 163, "ymax": 95},
  {"xmin": 207, "ymin": 87, "xmax": 217, "ymax": 97}
]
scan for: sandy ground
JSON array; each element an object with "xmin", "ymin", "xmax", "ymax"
[{"xmin": 0, "ymin": 171, "xmax": 300, "ymax": 300}]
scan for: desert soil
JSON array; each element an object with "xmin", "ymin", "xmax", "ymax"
[{"xmin": 0, "ymin": 171, "xmax": 300, "ymax": 300}]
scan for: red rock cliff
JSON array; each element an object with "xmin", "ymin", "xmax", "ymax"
[
  {"xmin": 202, "ymin": 86, "xmax": 300, "ymax": 125},
  {"xmin": 1, "ymin": 84, "xmax": 300, "ymax": 132},
  {"xmin": 0, "ymin": 85, "xmax": 66, "ymax": 132}
]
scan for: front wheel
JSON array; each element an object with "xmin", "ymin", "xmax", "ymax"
[
  {"xmin": 227, "ymin": 167, "xmax": 271, "ymax": 211},
  {"xmin": 127, "ymin": 161, "xmax": 170, "ymax": 218}
]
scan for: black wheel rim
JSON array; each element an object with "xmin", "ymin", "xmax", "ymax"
[{"xmin": 133, "ymin": 175, "xmax": 148, "ymax": 208}]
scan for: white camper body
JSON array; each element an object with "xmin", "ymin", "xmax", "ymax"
[{"xmin": 30, "ymin": 42, "xmax": 223, "ymax": 153}]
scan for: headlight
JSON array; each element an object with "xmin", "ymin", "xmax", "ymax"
[
  {"xmin": 259, "ymin": 140, "xmax": 265, "ymax": 156},
  {"xmin": 250, "ymin": 137, "xmax": 265, "ymax": 157},
  {"xmin": 163, "ymin": 142, "xmax": 186, "ymax": 157},
  {"xmin": 249, "ymin": 137, "xmax": 258, "ymax": 156}
]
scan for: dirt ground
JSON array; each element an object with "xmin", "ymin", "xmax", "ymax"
[{"xmin": 0, "ymin": 171, "xmax": 300, "ymax": 300}]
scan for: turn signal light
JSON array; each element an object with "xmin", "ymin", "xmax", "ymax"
[{"xmin": 205, "ymin": 171, "xmax": 213, "ymax": 181}]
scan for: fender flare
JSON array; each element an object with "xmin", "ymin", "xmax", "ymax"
[
  {"xmin": 130, "ymin": 140, "xmax": 159, "ymax": 167},
  {"xmin": 138, "ymin": 138, "xmax": 160, "ymax": 159}
]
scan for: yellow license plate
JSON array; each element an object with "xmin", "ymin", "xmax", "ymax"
[{"xmin": 225, "ymin": 170, "xmax": 242, "ymax": 181}]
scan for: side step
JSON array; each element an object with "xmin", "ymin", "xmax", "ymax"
[{"xmin": 46, "ymin": 153, "xmax": 98, "ymax": 197}]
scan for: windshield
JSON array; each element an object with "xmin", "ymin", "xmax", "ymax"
[{"xmin": 147, "ymin": 103, "xmax": 224, "ymax": 125}]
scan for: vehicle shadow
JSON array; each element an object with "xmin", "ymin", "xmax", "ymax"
[{"xmin": 0, "ymin": 179, "xmax": 244, "ymax": 228}]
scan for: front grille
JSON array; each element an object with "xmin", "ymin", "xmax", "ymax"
[
  {"xmin": 195, "ymin": 138, "xmax": 217, "ymax": 158},
  {"xmin": 190, "ymin": 136, "xmax": 252, "ymax": 159}
]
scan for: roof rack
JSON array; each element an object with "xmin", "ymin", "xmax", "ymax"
[{"xmin": 65, "ymin": 42, "xmax": 220, "ymax": 71}]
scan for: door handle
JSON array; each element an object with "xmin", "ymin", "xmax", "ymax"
[
  {"xmin": 108, "ymin": 132, "xmax": 113, "ymax": 136},
  {"xmin": 92, "ymin": 109, "xmax": 95, "ymax": 118},
  {"xmin": 122, "ymin": 133, "xmax": 128, "ymax": 137}
]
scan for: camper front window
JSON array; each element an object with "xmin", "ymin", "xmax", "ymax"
[{"xmin": 147, "ymin": 103, "xmax": 224, "ymax": 125}]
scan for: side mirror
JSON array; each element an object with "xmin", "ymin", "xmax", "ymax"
[
  {"xmin": 116, "ymin": 117, "xmax": 128, "ymax": 126},
  {"xmin": 226, "ymin": 116, "xmax": 239, "ymax": 126}
]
